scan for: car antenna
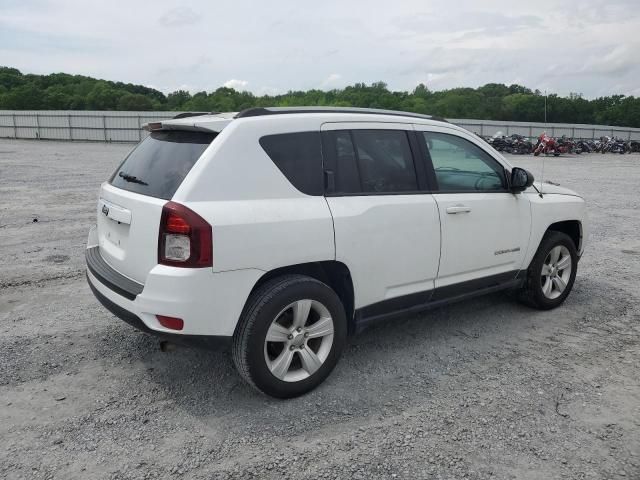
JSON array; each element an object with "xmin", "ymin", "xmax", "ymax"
[
  {"xmin": 539, "ymin": 132, "xmax": 546, "ymax": 198},
  {"xmin": 538, "ymin": 90, "xmax": 548, "ymax": 198},
  {"xmin": 532, "ymin": 182, "xmax": 543, "ymax": 198}
]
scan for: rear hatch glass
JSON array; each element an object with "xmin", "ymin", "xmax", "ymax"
[{"xmin": 109, "ymin": 130, "xmax": 217, "ymax": 200}]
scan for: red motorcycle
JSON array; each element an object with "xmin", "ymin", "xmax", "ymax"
[{"xmin": 533, "ymin": 133, "xmax": 560, "ymax": 156}]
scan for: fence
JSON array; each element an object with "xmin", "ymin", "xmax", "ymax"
[
  {"xmin": 0, "ymin": 110, "xmax": 175, "ymax": 143},
  {"xmin": 448, "ymin": 118, "xmax": 640, "ymax": 141},
  {"xmin": 1, "ymin": 110, "xmax": 640, "ymax": 142}
]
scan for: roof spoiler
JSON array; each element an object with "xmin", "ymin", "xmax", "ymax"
[
  {"xmin": 141, "ymin": 122, "xmax": 220, "ymax": 133},
  {"xmin": 172, "ymin": 112, "xmax": 218, "ymax": 119}
]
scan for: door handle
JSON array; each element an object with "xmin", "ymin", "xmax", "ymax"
[{"xmin": 446, "ymin": 205, "xmax": 471, "ymax": 214}]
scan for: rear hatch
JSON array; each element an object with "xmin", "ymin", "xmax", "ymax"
[{"xmin": 97, "ymin": 129, "xmax": 217, "ymax": 284}]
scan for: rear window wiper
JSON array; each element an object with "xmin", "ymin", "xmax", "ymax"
[{"xmin": 118, "ymin": 171, "xmax": 148, "ymax": 185}]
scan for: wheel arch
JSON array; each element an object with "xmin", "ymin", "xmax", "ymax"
[
  {"xmin": 546, "ymin": 220, "xmax": 582, "ymax": 253},
  {"xmin": 247, "ymin": 261, "xmax": 356, "ymax": 334}
]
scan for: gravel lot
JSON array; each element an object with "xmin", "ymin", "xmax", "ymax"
[{"xmin": 1, "ymin": 139, "xmax": 639, "ymax": 480}]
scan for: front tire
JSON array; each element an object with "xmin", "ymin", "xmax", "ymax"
[
  {"xmin": 518, "ymin": 231, "xmax": 578, "ymax": 310},
  {"xmin": 232, "ymin": 275, "xmax": 347, "ymax": 398}
]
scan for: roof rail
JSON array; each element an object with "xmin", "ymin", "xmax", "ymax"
[
  {"xmin": 234, "ymin": 106, "xmax": 448, "ymax": 123},
  {"xmin": 172, "ymin": 112, "xmax": 218, "ymax": 119}
]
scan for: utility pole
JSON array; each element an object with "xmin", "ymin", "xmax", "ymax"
[{"xmin": 544, "ymin": 90, "xmax": 547, "ymax": 124}]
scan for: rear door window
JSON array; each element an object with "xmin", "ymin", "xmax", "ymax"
[
  {"xmin": 352, "ymin": 130, "xmax": 418, "ymax": 193},
  {"xmin": 323, "ymin": 131, "xmax": 362, "ymax": 194},
  {"xmin": 323, "ymin": 129, "xmax": 419, "ymax": 194},
  {"xmin": 259, "ymin": 132, "xmax": 323, "ymax": 196},
  {"xmin": 110, "ymin": 130, "xmax": 216, "ymax": 199}
]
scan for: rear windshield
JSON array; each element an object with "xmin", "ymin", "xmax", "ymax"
[{"xmin": 109, "ymin": 130, "xmax": 216, "ymax": 199}]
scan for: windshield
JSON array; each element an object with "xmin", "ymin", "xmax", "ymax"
[{"xmin": 109, "ymin": 130, "xmax": 216, "ymax": 199}]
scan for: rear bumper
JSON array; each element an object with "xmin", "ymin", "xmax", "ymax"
[
  {"xmin": 86, "ymin": 272, "xmax": 151, "ymax": 333},
  {"xmin": 85, "ymin": 242, "xmax": 264, "ymax": 338},
  {"xmin": 86, "ymin": 246, "xmax": 143, "ymax": 300},
  {"xmin": 86, "ymin": 273, "xmax": 230, "ymax": 349}
]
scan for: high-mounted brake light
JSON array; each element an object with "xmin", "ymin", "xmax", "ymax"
[
  {"xmin": 158, "ymin": 201, "xmax": 212, "ymax": 268},
  {"xmin": 143, "ymin": 122, "xmax": 163, "ymax": 132}
]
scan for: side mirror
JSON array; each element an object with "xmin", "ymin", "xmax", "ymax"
[{"xmin": 510, "ymin": 167, "xmax": 534, "ymax": 193}]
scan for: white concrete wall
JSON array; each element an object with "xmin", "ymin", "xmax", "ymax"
[
  {"xmin": 1, "ymin": 110, "xmax": 639, "ymax": 142},
  {"xmin": 0, "ymin": 111, "xmax": 177, "ymax": 142},
  {"xmin": 449, "ymin": 118, "xmax": 640, "ymax": 140}
]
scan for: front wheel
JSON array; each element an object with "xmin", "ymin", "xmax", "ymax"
[
  {"xmin": 518, "ymin": 231, "xmax": 578, "ymax": 310},
  {"xmin": 232, "ymin": 275, "xmax": 347, "ymax": 398}
]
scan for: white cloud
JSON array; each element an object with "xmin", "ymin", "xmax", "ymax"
[
  {"xmin": 577, "ymin": 44, "xmax": 638, "ymax": 76},
  {"xmin": 223, "ymin": 79, "xmax": 249, "ymax": 90},
  {"xmin": 158, "ymin": 7, "xmax": 201, "ymax": 27},
  {"xmin": 320, "ymin": 73, "xmax": 342, "ymax": 88}
]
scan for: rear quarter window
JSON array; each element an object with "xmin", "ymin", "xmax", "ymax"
[
  {"xmin": 259, "ymin": 132, "xmax": 323, "ymax": 196},
  {"xmin": 109, "ymin": 130, "xmax": 216, "ymax": 200}
]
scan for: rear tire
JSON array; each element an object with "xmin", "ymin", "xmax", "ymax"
[
  {"xmin": 518, "ymin": 231, "xmax": 578, "ymax": 310},
  {"xmin": 232, "ymin": 275, "xmax": 347, "ymax": 398}
]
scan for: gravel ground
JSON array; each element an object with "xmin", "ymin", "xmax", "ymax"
[{"xmin": 1, "ymin": 139, "xmax": 639, "ymax": 480}]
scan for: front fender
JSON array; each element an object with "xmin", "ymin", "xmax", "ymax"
[{"xmin": 523, "ymin": 193, "xmax": 587, "ymax": 266}]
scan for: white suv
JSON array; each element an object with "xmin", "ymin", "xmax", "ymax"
[{"xmin": 86, "ymin": 107, "xmax": 587, "ymax": 398}]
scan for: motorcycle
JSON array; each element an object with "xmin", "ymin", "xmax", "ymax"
[
  {"xmin": 600, "ymin": 136, "xmax": 628, "ymax": 154},
  {"xmin": 488, "ymin": 132, "xmax": 510, "ymax": 152},
  {"xmin": 509, "ymin": 134, "xmax": 534, "ymax": 154},
  {"xmin": 609, "ymin": 138, "xmax": 629, "ymax": 154},
  {"xmin": 533, "ymin": 133, "xmax": 560, "ymax": 156},
  {"xmin": 575, "ymin": 140, "xmax": 592, "ymax": 153},
  {"xmin": 556, "ymin": 135, "xmax": 580, "ymax": 154}
]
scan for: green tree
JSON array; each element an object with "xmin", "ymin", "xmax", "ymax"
[
  {"xmin": 117, "ymin": 93, "xmax": 153, "ymax": 110},
  {"xmin": 44, "ymin": 91, "xmax": 70, "ymax": 109},
  {"xmin": 167, "ymin": 90, "xmax": 191, "ymax": 110},
  {"xmin": 2, "ymin": 84, "xmax": 43, "ymax": 109},
  {"xmin": 1, "ymin": 66, "xmax": 640, "ymax": 127},
  {"xmin": 87, "ymin": 83, "xmax": 120, "ymax": 110},
  {"xmin": 502, "ymin": 93, "xmax": 544, "ymax": 122}
]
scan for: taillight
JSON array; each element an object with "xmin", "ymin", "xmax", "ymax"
[{"xmin": 158, "ymin": 201, "xmax": 212, "ymax": 268}]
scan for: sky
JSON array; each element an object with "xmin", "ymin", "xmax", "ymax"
[{"xmin": 1, "ymin": 0, "xmax": 639, "ymax": 98}]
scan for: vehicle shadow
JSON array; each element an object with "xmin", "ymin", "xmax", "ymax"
[
  {"xmin": 115, "ymin": 276, "xmax": 605, "ymax": 432},
  {"xmin": 106, "ymin": 284, "xmax": 544, "ymax": 404}
]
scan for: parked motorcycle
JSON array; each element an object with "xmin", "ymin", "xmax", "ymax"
[
  {"xmin": 575, "ymin": 140, "xmax": 592, "ymax": 153},
  {"xmin": 488, "ymin": 133, "xmax": 533, "ymax": 154},
  {"xmin": 600, "ymin": 136, "xmax": 628, "ymax": 154},
  {"xmin": 533, "ymin": 133, "xmax": 560, "ymax": 156},
  {"xmin": 510, "ymin": 134, "xmax": 534, "ymax": 154},
  {"xmin": 556, "ymin": 135, "xmax": 580, "ymax": 154},
  {"xmin": 488, "ymin": 132, "xmax": 510, "ymax": 152}
]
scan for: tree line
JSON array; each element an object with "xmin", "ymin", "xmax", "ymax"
[{"xmin": 1, "ymin": 67, "xmax": 639, "ymax": 127}]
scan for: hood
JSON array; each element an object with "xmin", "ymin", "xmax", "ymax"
[{"xmin": 528, "ymin": 181, "xmax": 581, "ymax": 197}]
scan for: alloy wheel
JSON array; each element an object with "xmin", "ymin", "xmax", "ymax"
[
  {"xmin": 263, "ymin": 299, "xmax": 335, "ymax": 382},
  {"xmin": 540, "ymin": 245, "xmax": 572, "ymax": 300}
]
